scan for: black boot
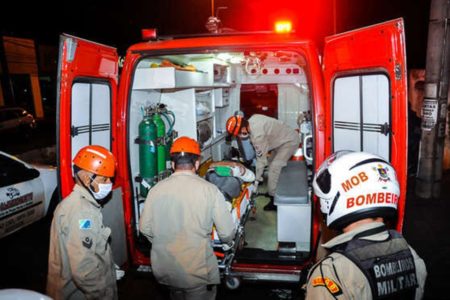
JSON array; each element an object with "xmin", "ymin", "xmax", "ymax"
[{"xmin": 263, "ymin": 196, "xmax": 277, "ymax": 211}]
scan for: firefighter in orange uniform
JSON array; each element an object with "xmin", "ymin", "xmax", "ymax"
[
  {"xmin": 47, "ymin": 145, "xmax": 118, "ymax": 300},
  {"xmin": 139, "ymin": 136, "xmax": 235, "ymax": 300},
  {"xmin": 226, "ymin": 114, "xmax": 300, "ymax": 211},
  {"xmin": 306, "ymin": 151, "xmax": 427, "ymax": 299}
]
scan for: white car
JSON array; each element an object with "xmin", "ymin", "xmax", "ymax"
[{"xmin": 0, "ymin": 151, "xmax": 57, "ymax": 239}]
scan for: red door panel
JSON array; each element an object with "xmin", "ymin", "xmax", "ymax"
[
  {"xmin": 57, "ymin": 34, "xmax": 118, "ymax": 198},
  {"xmin": 322, "ymin": 19, "xmax": 408, "ymax": 231}
]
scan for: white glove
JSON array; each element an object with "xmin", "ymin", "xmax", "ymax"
[
  {"xmin": 222, "ymin": 241, "xmax": 235, "ymax": 251},
  {"xmin": 115, "ymin": 264, "xmax": 125, "ymax": 280}
]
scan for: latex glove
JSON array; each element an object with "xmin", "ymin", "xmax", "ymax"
[
  {"xmin": 222, "ymin": 241, "xmax": 235, "ymax": 252},
  {"xmin": 115, "ymin": 264, "xmax": 125, "ymax": 280}
]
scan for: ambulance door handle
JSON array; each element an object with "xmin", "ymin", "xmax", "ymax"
[{"xmin": 303, "ymin": 134, "xmax": 313, "ymax": 163}]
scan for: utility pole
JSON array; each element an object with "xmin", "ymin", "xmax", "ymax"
[{"xmin": 416, "ymin": 0, "xmax": 450, "ymax": 198}]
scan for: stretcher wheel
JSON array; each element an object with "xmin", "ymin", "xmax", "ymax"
[{"xmin": 225, "ymin": 276, "xmax": 241, "ymax": 290}]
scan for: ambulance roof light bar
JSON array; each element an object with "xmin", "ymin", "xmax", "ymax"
[
  {"xmin": 141, "ymin": 29, "xmax": 158, "ymax": 41},
  {"xmin": 275, "ymin": 21, "xmax": 293, "ymax": 34}
]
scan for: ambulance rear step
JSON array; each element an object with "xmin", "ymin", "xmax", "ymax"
[
  {"xmin": 221, "ymin": 269, "xmax": 301, "ymax": 290},
  {"xmin": 226, "ymin": 271, "xmax": 300, "ymax": 283}
]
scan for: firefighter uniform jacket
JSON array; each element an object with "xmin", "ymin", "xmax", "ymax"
[
  {"xmin": 139, "ymin": 171, "xmax": 236, "ymax": 289},
  {"xmin": 306, "ymin": 222, "xmax": 426, "ymax": 300},
  {"xmin": 248, "ymin": 114, "xmax": 300, "ymax": 195},
  {"xmin": 47, "ymin": 184, "xmax": 117, "ymax": 300}
]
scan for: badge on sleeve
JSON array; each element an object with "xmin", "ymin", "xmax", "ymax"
[
  {"xmin": 312, "ymin": 276, "xmax": 343, "ymax": 296},
  {"xmin": 79, "ymin": 219, "xmax": 92, "ymax": 230}
]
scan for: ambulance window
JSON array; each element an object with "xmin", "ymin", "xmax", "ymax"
[
  {"xmin": 71, "ymin": 81, "xmax": 112, "ymax": 162},
  {"xmin": 333, "ymin": 74, "xmax": 390, "ymax": 160}
]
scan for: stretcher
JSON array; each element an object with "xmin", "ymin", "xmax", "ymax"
[
  {"xmin": 204, "ymin": 161, "xmax": 256, "ymax": 280},
  {"xmin": 211, "ymin": 182, "xmax": 256, "ymax": 274}
]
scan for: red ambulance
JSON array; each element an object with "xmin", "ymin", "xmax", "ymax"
[{"xmin": 57, "ymin": 18, "xmax": 407, "ymax": 288}]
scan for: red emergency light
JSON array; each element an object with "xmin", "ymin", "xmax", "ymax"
[
  {"xmin": 274, "ymin": 21, "xmax": 292, "ymax": 34},
  {"xmin": 141, "ymin": 29, "xmax": 158, "ymax": 41}
]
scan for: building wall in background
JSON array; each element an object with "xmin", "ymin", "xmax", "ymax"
[{"xmin": 1, "ymin": 36, "xmax": 43, "ymax": 118}]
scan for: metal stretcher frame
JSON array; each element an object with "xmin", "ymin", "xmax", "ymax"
[{"xmin": 214, "ymin": 185, "xmax": 255, "ymax": 276}]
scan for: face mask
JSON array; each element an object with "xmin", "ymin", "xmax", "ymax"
[{"xmin": 88, "ymin": 179, "xmax": 113, "ymax": 200}]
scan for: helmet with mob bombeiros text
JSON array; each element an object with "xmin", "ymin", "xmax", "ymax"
[{"xmin": 312, "ymin": 151, "xmax": 399, "ymax": 230}]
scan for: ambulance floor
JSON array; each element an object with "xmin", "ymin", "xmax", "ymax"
[{"xmin": 244, "ymin": 184, "xmax": 278, "ymax": 251}]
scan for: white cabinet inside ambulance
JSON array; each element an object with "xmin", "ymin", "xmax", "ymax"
[
  {"xmin": 0, "ymin": 151, "xmax": 57, "ymax": 239},
  {"xmin": 57, "ymin": 18, "xmax": 407, "ymax": 287}
]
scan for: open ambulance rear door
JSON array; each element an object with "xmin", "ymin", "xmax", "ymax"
[
  {"xmin": 56, "ymin": 34, "xmax": 128, "ymax": 265},
  {"xmin": 322, "ymin": 18, "xmax": 408, "ymax": 230}
]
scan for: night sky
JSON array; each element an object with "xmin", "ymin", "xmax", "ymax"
[{"xmin": 1, "ymin": 0, "xmax": 431, "ymax": 68}]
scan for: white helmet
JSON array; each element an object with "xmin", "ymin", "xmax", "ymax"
[{"xmin": 313, "ymin": 151, "xmax": 399, "ymax": 230}]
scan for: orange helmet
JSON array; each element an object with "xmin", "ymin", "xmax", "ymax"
[
  {"xmin": 73, "ymin": 145, "xmax": 116, "ymax": 177},
  {"xmin": 170, "ymin": 136, "xmax": 201, "ymax": 155},
  {"xmin": 226, "ymin": 115, "xmax": 243, "ymax": 136}
]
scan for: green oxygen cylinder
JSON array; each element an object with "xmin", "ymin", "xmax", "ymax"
[
  {"xmin": 139, "ymin": 115, "xmax": 157, "ymax": 197},
  {"xmin": 153, "ymin": 113, "xmax": 166, "ymax": 175}
]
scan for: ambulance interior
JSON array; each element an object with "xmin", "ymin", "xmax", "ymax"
[{"xmin": 128, "ymin": 49, "xmax": 314, "ymax": 264}]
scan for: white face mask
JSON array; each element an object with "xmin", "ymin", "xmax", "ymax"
[{"xmin": 88, "ymin": 178, "xmax": 113, "ymax": 200}]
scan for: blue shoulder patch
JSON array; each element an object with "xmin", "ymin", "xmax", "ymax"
[{"xmin": 79, "ymin": 219, "xmax": 92, "ymax": 230}]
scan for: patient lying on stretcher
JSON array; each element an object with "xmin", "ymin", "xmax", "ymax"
[
  {"xmin": 206, "ymin": 161, "xmax": 255, "ymax": 249},
  {"xmin": 206, "ymin": 161, "xmax": 255, "ymax": 202}
]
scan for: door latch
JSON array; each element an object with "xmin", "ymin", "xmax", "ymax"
[{"xmin": 380, "ymin": 122, "xmax": 390, "ymax": 136}]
